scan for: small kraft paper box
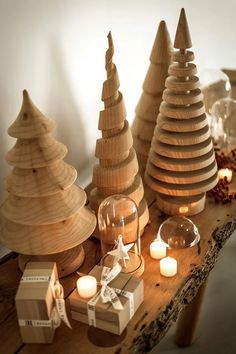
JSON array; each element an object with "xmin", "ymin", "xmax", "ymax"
[
  {"xmin": 69, "ymin": 265, "xmax": 144, "ymax": 335},
  {"xmin": 15, "ymin": 262, "xmax": 58, "ymax": 343}
]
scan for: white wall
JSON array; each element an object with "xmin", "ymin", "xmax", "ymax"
[{"xmin": 0, "ymin": 0, "xmax": 236, "ymax": 201}]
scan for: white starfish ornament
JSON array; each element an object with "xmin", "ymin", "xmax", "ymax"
[{"xmin": 107, "ymin": 235, "xmax": 134, "ymax": 268}]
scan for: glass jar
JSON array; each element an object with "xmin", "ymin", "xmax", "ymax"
[{"xmin": 98, "ymin": 194, "xmax": 144, "ymax": 276}]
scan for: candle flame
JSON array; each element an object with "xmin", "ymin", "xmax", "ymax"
[{"xmin": 179, "ymin": 206, "xmax": 189, "ymax": 214}]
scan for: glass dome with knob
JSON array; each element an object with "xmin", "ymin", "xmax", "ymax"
[{"xmin": 98, "ymin": 195, "xmax": 144, "ymax": 277}]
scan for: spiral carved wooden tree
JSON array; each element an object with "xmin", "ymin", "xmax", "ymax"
[
  {"xmin": 0, "ymin": 91, "xmax": 96, "ymax": 275},
  {"xmin": 145, "ymin": 9, "xmax": 218, "ymax": 216},
  {"xmin": 90, "ymin": 32, "xmax": 149, "ymax": 238},
  {"xmin": 132, "ymin": 21, "xmax": 172, "ymax": 175}
]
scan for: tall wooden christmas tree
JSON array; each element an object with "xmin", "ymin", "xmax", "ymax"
[
  {"xmin": 132, "ymin": 21, "xmax": 172, "ymax": 175},
  {"xmin": 145, "ymin": 9, "xmax": 218, "ymax": 216},
  {"xmin": 0, "ymin": 90, "xmax": 96, "ymax": 276},
  {"xmin": 90, "ymin": 32, "xmax": 149, "ymax": 237}
]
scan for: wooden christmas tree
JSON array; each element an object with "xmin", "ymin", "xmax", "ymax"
[
  {"xmin": 145, "ymin": 9, "xmax": 218, "ymax": 216},
  {"xmin": 0, "ymin": 90, "xmax": 96, "ymax": 276},
  {"xmin": 90, "ymin": 32, "xmax": 149, "ymax": 238},
  {"xmin": 132, "ymin": 21, "xmax": 172, "ymax": 175}
]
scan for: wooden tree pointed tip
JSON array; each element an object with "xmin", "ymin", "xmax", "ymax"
[
  {"xmin": 107, "ymin": 31, "xmax": 113, "ymax": 48},
  {"xmin": 174, "ymin": 8, "xmax": 192, "ymax": 49},
  {"xmin": 159, "ymin": 20, "xmax": 167, "ymax": 28},
  {"xmin": 23, "ymin": 89, "xmax": 29, "ymax": 99},
  {"xmin": 149, "ymin": 20, "xmax": 172, "ymax": 64}
]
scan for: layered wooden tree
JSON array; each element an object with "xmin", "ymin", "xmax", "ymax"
[
  {"xmin": 145, "ymin": 9, "xmax": 218, "ymax": 216},
  {"xmin": 0, "ymin": 90, "xmax": 96, "ymax": 275},
  {"xmin": 90, "ymin": 32, "xmax": 149, "ymax": 237},
  {"xmin": 132, "ymin": 21, "xmax": 172, "ymax": 175}
]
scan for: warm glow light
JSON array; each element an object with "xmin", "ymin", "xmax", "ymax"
[
  {"xmin": 218, "ymin": 168, "xmax": 233, "ymax": 183},
  {"xmin": 150, "ymin": 240, "xmax": 166, "ymax": 259},
  {"xmin": 179, "ymin": 206, "xmax": 189, "ymax": 214},
  {"xmin": 76, "ymin": 276, "xmax": 97, "ymax": 299},
  {"xmin": 160, "ymin": 257, "xmax": 177, "ymax": 277}
]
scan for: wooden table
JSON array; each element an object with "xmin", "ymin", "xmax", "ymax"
[{"xmin": 1, "ymin": 186, "xmax": 236, "ymax": 354}]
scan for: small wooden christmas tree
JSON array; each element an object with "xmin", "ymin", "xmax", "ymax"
[
  {"xmin": 0, "ymin": 90, "xmax": 96, "ymax": 276},
  {"xmin": 145, "ymin": 9, "xmax": 218, "ymax": 216},
  {"xmin": 90, "ymin": 32, "xmax": 149, "ymax": 238},
  {"xmin": 132, "ymin": 21, "xmax": 172, "ymax": 175}
]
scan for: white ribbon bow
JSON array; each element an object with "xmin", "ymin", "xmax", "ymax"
[
  {"xmin": 86, "ymin": 264, "xmax": 135, "ymax": 327},
  {"xmin": 18, "ymin": 276, "xmax": 71, "ymax": 330},
  {"xmin": 51, "ymin": 280, "xmax": 72, "ymax": 329},
  {"xmin": 100, "ymin": 263, "xmax": 124, "ymax": 310}
]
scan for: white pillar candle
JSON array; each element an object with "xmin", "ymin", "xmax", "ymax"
[
  {"xmin": 150, "ymin": 240, "xmax": 167, "ymax": 259},
  {"xmin": 76, "ymin": 275, "xmax": 97, "ymax": 299},
  {"xmin": 160, "ymin": 257, "xmax": 177, "ymax": 277},
  {"xmin": 218, "ymin": 168, "xmax": 233, "ymax": 183}
]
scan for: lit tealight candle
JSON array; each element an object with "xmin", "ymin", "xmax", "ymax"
[
  {"xmin": 179, "ymin": 206, "xmax": 189, "ymax": 214},
  {"xmin": 218, "ymin": 168, "xmax": 233, "ymax": 183},
  {"xmin": 150, "ymin": 240, "xmax": 166, "ymax": 259},
  {"xmin": 76, "ymin": 275, "xmax": 97, "ymax": 299},
  {"xmin": 160, "ymin": 257, "xmax": 177, "ymax": 277}
]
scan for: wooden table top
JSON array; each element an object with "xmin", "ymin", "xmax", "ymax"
[{"xmin": 1, "ymin": 185, "xmax": 236, "ymax": 354}]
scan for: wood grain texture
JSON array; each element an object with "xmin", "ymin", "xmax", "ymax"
[
  {"xmin": 156, "ymin": 193, "xmax": 206, "ymax": 216},
  {"xmin": 0, "ymin": 207, "xmax": 97, "ymax": 255},
  {"xmin": 134, "ymin": 93, "xmax": 163, "ymax": 122},
  {"xmin": 163, "ymin": 88, "xmax": 203, "ymax": 105},
  {"xmin": 148, "ymin": 149, "xmax": 216, "ymax": 172},
  {"xmin": 146, "ymin": 160, "xmax": 217, "ymax": 184},
  {"xmin": 0, "ymin": 187, "xmax": 236, "ymax": 354},
  {"xmin": 155, "ymin": 125, "xmax": 210, "ymax": 146},
  {"xmin": 145, "ymin": 171, "xmax": 218, "ymax": 196},
  {"xmin": 90, "ymin": 174, "xmax": 144, "ymax": 212},
  {"xmin": 132, "ymin": 117, "xmax": 156, "ymax": 142},
  {"xmin": 92, "ymin": 148, "xmax": 139, "ymax": 189},
  {"xmin": 18, "ymin": 245, "xmax": 85, "ymax": 278},
  {"xmin": 96, "ymin": 120, "xmax": 133, "ymax": 159},
  {"xmin": 6, "ymin": 136, "xmax": 67, "ymax": 169},
  {"xmin": 8, "ymin": 90, "xmax": 55, "ymax": 139},
  {"xmin": 157, "ymin": 114, "xmax": 207, "ymax": 132},
  {"xmin": 0, "ymin": 90, "xmax": 96, "ymax": 263},
  {"xmin": 90, "ymin": 32, "xmax": 149, "ymax": 236},
  {"xmin": 131, "ymin": 21, "xmax": 172, "ymax": 170},
  {"xmin": 165, "ymin": 76, "xmax": 200, "ymax": 92},
  {"xmin": 6, "ymin": 161, "xmax": 77, "ymax": 197},
  {"xmin": 145, "ymin": 9, "xmax": 218, "ymax": 215},
  {"xmin": 175, "ymin": 281, "xmax": 208, "ymax": 346},
  {"xmin": 160, "ymin": 101, "xmax": 205, "ymax": 119},
  {"xmin": 172, "ymin": 50, "xmax": 194, "ymax": 63},
  {"xmin": 174, "ymin": 8, "xmax": 192, "ymax": 49},
  {"xmin": 1, "ymin": 184, "xmax": 86, "ymax": 225},
  {"xmin": 151, "ymin": 137, "xmax": 214, "ymax": 159}
]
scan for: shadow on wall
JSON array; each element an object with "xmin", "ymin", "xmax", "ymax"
[
  {"xmin": 0, "ymin": 84, "xmax": 13, "ymax": 203},
  {"xmin": 47, "ymin": 40, "xmax": 89, "ymax": 175}
]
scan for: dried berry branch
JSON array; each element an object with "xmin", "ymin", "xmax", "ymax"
[
  {"xmin": 215, "ymin": 148, "xmax": 236, "ymax": 170},
  {"xmin": 208, "ymin": 148, "xmax": 236, "ymax": 204}
]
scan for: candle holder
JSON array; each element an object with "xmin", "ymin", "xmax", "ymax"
[
  {"xmin": 157, "ymin": 215, "xmax": 200, "ymax": 248},
  {"xmin": 98, "ymin": 195, "xmax": 144, "ymax": 276}
]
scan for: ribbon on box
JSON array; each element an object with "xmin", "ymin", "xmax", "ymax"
[
  {"xmin": 19, "ymin": 276, "xmax": 71, "ymax": 329},
  {"xmin": 51, "ymin": 280, "xmax": 72, "ymax": 329},
  {"xmin": 87, "ymin": 263, "xmax": 134, "ymax": 328}
]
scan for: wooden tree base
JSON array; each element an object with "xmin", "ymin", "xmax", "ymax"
[
  {"xmin": 156, "ymin": 193, "xmax": 206, "ymax": 216},
  {"xmin": 18, "ymin": 244, "xmax": 85, "ymax": 278}
]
